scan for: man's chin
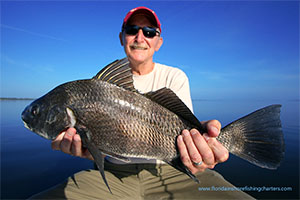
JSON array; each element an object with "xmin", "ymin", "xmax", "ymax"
[{"xmin": 128, "ymin": 54, "xmax": 149, "ymax": 63}]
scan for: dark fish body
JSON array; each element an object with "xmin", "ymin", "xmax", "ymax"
[
  {"xmin": 22, "ymin": 58, "xmax": 285, "ymax": 193},
  {"xmin": 62, "ymin": 79, "xmax": 188, "ymax": 160}
]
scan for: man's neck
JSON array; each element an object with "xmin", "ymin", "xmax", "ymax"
[{"xmin": 129, "ymin": 59, "xmax": 155, "ymax": 75}]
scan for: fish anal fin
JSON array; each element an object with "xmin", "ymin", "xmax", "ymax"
[
  {"xmin": 167, "ymin": 155, "xmax": 200, "ymax": 184},
  {"xmin": 102, "ymin": 152, "xmax": 131, "ymax": 163},
  {"xmin": 144, "ymin": 88, "xmax": 204, "ymax": 132},
  {"xmin": 92, "ymin": 58, "xmax": 136, "ymax": 92}
]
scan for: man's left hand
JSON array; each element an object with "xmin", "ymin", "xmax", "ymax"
[{"xmin": 177, "ymin": 120, "xmax": 229, "ymax": 174}]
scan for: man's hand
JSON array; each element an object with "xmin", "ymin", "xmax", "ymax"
[
  {"xmin": 51, "ymin": 128, "xmax": 94, "ymax": 160},
  {"xmin": 177, "ymin": 120, "xmax": 229, "ymax": 174}
]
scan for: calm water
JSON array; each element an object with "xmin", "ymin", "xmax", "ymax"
[{"xmin": 1, "ymin": 99, "xmax": 299, "ymax": 199}]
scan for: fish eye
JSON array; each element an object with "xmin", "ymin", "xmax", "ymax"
[{"xmin": 31, "ymin": 105, "xmax": 39, "ymax": 116}]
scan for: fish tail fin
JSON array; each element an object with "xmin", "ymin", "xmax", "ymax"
[
  {"xmin": 167, "ymin": 155, "xmax": 200, "ymax": 184},
  {"xmin": 218, "ymin": 104, "xmax": 285, "ymax": 169}
]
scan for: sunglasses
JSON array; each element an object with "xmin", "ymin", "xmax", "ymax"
[{"xmin": 123, "ymin": 25, "xmax": 160, "ymax": 38}]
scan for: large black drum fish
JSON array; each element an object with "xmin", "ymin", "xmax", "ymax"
[{"xmin": 22, "ymin": 58, "xmax": 285, "ymax": 193}]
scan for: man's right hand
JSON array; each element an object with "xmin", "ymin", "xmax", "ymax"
[{"xmin": 51, "ymin": 128, "xmax": 94, "ymax": 160}]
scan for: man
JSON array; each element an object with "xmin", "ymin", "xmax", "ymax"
[{"xmin": 33, "ymin": 7, "xmax": 253, "ymax": 199}]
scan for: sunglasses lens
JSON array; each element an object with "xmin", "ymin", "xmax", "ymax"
[
  {"xmin": 142, "ymin": 27, "xmax": 157, "ymax": 38},
  {"xmin": 125, "ymin": 25, "xmax": 139, "ymax": 35},
  {"xmin": 124, "ymin": 25, "xmax": 158, "ymax": 38}
]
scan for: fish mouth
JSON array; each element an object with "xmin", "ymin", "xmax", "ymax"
[
  {"xmin": 23, "ymin": 121, "xmax": 32, "ymax": 131},
  {"xmin": 21, "ymin": 106, "xmax": 33, "ymax": 125},
  {"xmin": 22, "ymin": 120, "xmax": 54, "ymax": 140}
]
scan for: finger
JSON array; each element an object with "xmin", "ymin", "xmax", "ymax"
[
  {"xmin": 182, "ymin": 130, "xmax": 203, "ymax": 166},
  {"xmin": 177, "ymin": 134, "xmax": 192, "ymax": 167},
  {"xmin": 72, "ymin": 134, "xmax": 82, "ymax": 157},
  {"xmin": 190, "ymin": 129, "xmax": 215, "ymax": 165},
  {"xmin": 202, "ymin": 120, "xmax": 221, "ymax": 137},
  {"xmin": 178, "ymin": 133, "xmax": 212, "ymax": 173},
  {"xmin": 207, "ymin": 137, "xmax": 229, "ymax": 163},
  {"xmin": 51, "ymin": 131, "xmax": 66, "ymax": 150},
  {"xmin": 60, "ymin": 128, "xmax": 76, "ymax": 154}
]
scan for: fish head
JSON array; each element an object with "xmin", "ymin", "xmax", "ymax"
[{"xmin": 21, "ymin": 87, "xmax": 71, "ymax": 140}]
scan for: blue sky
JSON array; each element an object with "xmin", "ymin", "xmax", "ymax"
[{"xmin": 1, "ymin": 1, "xmax": 299, "ymax": 101}]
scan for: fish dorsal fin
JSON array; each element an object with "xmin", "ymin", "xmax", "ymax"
[
  {"xmin": 144, "ymin": 88, "xmax": 203, "ymax": 131},
  {"xmin": 93, "ymin": 57, "xmax": 136, "ymax": 92}
]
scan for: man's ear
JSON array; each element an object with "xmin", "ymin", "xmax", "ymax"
[
  {"xmin": 119, "ymin": 32, "xmax": 124, "ymax": 46},
  {"xmin": 155, "ymin": 37, "xmax": 163, "ymax": 52}
]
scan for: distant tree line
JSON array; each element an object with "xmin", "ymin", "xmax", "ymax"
[{"xmin": 0, "ymin": 97, "xmax": 35, "ymax": 100}]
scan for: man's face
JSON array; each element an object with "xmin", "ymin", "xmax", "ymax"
[{"xmin": 120, "ymin": 15, "xmax": 163, "ymax": 64}]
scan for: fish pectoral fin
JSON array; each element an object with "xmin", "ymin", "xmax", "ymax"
[
  {"xmin": 71, "ymin": 175, "xmax": 79, "ymax": 188},
  {"xmin": 77, "ymin": 128, "xmax": 112, "ymax": 194},
  {"xmin": 88, "ymin": 143, "xmax": 112, "ymax": 194}
]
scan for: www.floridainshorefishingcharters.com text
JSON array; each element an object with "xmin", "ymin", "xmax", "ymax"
[{"xmin": 198, "ymin": 186, "xmax": 293, "ymax": 192}]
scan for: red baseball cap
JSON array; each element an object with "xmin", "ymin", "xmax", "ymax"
[{"xmin": 122, "ymin": 6, "xmax": 161, "ymax": 33}]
